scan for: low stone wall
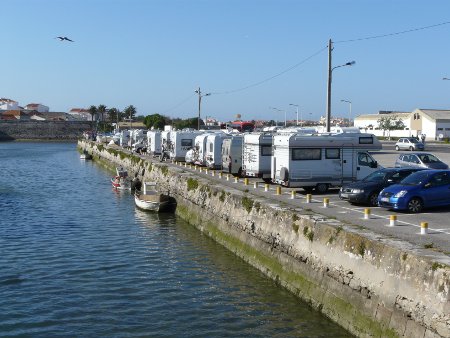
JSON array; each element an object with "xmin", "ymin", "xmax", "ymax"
[
  {"xmin": 80, "ymin": 140, "xmax": 450, "ymax": 338},
  {"xmin": 0, "ymin": 120, "xmax": 91, "ymax": 141}
]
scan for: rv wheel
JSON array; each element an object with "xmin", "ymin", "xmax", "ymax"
[
  {"xmin": 302, "ymin": 187, "xmax": 314, "ymax": 192},
  {"xmin": 315, "ymin": 183, "xmax": 328, "ymax": 193}
]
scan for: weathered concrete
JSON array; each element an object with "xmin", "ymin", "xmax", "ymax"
[
  {"xmin": 80, "ymin": 140, "xmax": 450, "ymax": 338},
  {"xmin": 0, "ymin": 120, "xmax": 91, "ymax": 141}
]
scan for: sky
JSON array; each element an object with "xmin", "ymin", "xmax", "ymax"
[{"xmin": 2, "ymin": 0, "xmax": 450, "ymax": 123}]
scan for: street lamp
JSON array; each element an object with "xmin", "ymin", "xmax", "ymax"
[
  {"xmin": 270, "ymin": 107, "xmax": 286, "ymax": 127},
  {"xmin": 326, "ymin": 39, "xmax": 355, "ymax": 132},
  {"xmin": 289, "ymin": 104, "xmax": 300, "ymax": 126},
  {"xmin": 340, "ymin": 99, "xmax": 352, "ymax": 126},
  {"xmin": 195, "ymin": 87, "xmax": 211, "ymax": 130}
]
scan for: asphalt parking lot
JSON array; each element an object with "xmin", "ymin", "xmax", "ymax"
[{"xmin": 169, "ymin": 141, "xmax": 450, "ymax": 255}]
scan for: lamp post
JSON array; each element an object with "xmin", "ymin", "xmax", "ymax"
[
  {"xmin": 195, "ymin": 87, "xmax": 211, "ymax": 130},
  {"xmin": 341, "ymin": 99, "xmax": 352, "ymax": 126},
  {"xmin": 289, "ymin": 104, "xmax": 300, "ymax": 126},
  {"xmin": 326, "ymin": 39, "xmax": 355, "ymax": 132},
  {"xmin": 270, "ymin": 107, "xmax": 286, "ymax": 127}
]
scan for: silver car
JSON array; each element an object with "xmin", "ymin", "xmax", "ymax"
[
  {"xmin": 394, "ymin": 152, "xmax": 449, "ymax": 169},
  {"xmin": 394, "ymin": 137, "xmax": 424, "ymax": 151}
]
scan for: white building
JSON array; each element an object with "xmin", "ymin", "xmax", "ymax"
[
  {"xmin": 0, "ymin": 98, "xmax": 19, "ymax": 110},
  {"xmin": 25, "ymin": 103, "xmax": 49, "ymax": 113},
  {"xmin": 68, "ymin": 108, "xmax": 92, "ymax": 120}
]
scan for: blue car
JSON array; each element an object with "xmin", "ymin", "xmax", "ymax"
[{"xmin": 378, "ymin": 170, "xmax": 450, "ymax": 213}]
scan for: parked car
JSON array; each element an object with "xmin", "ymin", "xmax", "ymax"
[
  {"xmin": 339, "ymin": 168, "xmax": 424, "ymax": 206},
  {"xmin": 378, "ymin": 170, "xmax": 450, "ymax": 213},
  {"xmin": 394, "ymin": 152, "xmax": 449, "ymax": 169},
  {"xmin": 394, "ymin": 137, "xmax": 424, "ymax": 151}
]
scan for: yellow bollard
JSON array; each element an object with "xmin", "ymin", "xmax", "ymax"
[
  {"xmin": 323, "ymin": 198, "xmax": 329, "ymax": 208},
  {"xmin": 389, "ymin": 215, "xmax": 397, "ymax": 227},
  {"xmin": 291, "ymin": 190, "xmax": 296, "ymax": 199},
  {"xmin": 275, "ymin": 186, "xmax": 281, "ymax": 195},
  {"xmin": 364, "ymin": 208, "xmax": 371, "ymax": 220},
  {"xmin": 244, "ymin": 178, "xmax": 249, "ymax": 186},
  {"xmin": 205, "ymin": 168, "xmax": 209, "ymax": 174},
  {"xmin": 226, "ymin": 174, "xmax": 230, "ymax": 181},
  {"xmin": 253, "ymin": 182, "xmax": 258, "ymax": 189},
  {"xmin": 211, "ymin": 170, "xmax": 215, "ymax": 177},
  {"xmin": 421, "ymin": 222, "xmax": 428, "ymax": 235},
  {"xmin": 264, "ymin": 183, "xmax": 269, "ymax": 192},
  {"xmin": 219, "ymin": 172, "xmax": 223, "ymax": 178},
  {"xmin": 306, "ymin": 194, "xmax": 312, "ymax": 203},
  {"xmin": 195, "ymin": 165, "xmax": 198, "ymax": 171},
  {"xmin": 234, "ymin": 176, "xmax": 239, "ymax": 183},
  {"xmin": 184, "ymin": 162, "xmax": 187, "ymax": 167}
]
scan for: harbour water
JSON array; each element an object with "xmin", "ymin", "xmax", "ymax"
[{"xmin": 0, "ymin": 142, "xmax": 351, "ymax": 337}]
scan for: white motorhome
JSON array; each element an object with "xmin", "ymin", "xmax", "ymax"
[
  {"xmin": 168, "ymin": 129, "xmax": 201, "ymax": 161},
  {"xmin": 221, "ymin": 134, "xmax": 243, "ymax": 176},
  {"xmin": 205, "ymin": 133, "xmax": 231, "ymax": 169},
  {"xmin": 192, "ymin": 133, "xmax": 211, "ymax": 166},
  {"xmin": 271, "ymin": 133, "xmax": 382, "ymax": 192},
  {"xmin": 147, "ymin": 130, "xmax": 162, "ymax": 156},
  {"xmin": 242, "ymin": 133, "xmax": 273, "ymax": 181},
  {"xmin": 119, "ymin": 130, "xmax": 131, "ymax": 148},
  {"xmin": 131, "ymin": 129, "xmax": 146, "ymax": 151}
]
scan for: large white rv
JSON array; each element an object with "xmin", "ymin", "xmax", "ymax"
[
  {"xmin": 221, "ymin": 134, "xmax": 243, "ymax": 176},
  {"xmin": 242, "ymin": 133, "xmax": 273, "ymax": 181},
  {"xmin": 271, "ymin": 133, "xmax": 382, "ymax": 192},
  {"xmin": 168, "ymin": 130, "xmax": 201, "ymax": 161},
  {"xmin": 119, "ymin": 130, "xmax": 131, "ymax": 148},
  {"xmin": 147, "ymin": 130, "xmax": 162, "ymax": 156},
  {"xmin": 192, "ymin": 133, "xmax": 211, "ymax": 166},
  {"xmin": 205, "ymin": 133, "xmax": 231, "ymax": 169}
]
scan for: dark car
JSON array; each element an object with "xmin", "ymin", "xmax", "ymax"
[
  {"xmin": 339, "ymin": 168, "xmax": 424, "ymax": 206},
  {"xmin": 378, "ymin": 170, "xmax": 450, "ymax": 213},
  {"xmin": 394, "ymin": 152, "xmax": 449, "ymax": 169}
]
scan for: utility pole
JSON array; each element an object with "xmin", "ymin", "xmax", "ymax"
[
  {"xmin": 195, "ymin": 87, "xmax": 211, "ymax": 130},
  {"xmin": 326, "ymin": 39, "xmax": 333, "ymax": 133}
]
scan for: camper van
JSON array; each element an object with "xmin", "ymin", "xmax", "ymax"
[
  {"xmin": 147, "ymin": 130, "xmax": 162, "ymax": 156},
  {"xmin": 222, "ymin": 135, "xmax": 243, "ymax": 176},
  {"xmin": 119, "ymin": 130, "xmax": 131, "ymax": 148},
  {"xmin": 191, "ymin": 133, "xmax": 211, "ymax": 166},
  {"xmin": 242, "ymin": 133, "xmax": 273, "ymax": 181},
  {"xmin": 168, "ymin": 130, "xmax": 201, "ymax": 161},
  {"xmin": 271, "ymin": 133, "xmax": 382, "ymax": 192},
  {"xmin": 205, "ymin": 133, "xmax": 231, "ymax": 169}
]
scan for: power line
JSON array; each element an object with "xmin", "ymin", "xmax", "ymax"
[
  {"xmin": 162, "ymin": 93, "xmax": 196, "ymax": 114},
  {"xmin": 210, "ymin": 46, "xmax": 328, "ymax": 95},
  {"xmin": 335, "ymin": 20, "xmax": 450, "ymax": 44}
]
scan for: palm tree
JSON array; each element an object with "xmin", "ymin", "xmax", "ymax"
[
  {"xmin": 88, "ymin": 105, "xmax": 97, "ymax": 129},
  {"xmin": 108, "ymin": 107, "xmax": 120, "ymax": 129},
  {"xmin": 123, "ymin": 105, "xmax": 137, "ymax": 128},
  {"xmin": 97, "ymin": 104, "xmax": 107, "ymax": 131}
]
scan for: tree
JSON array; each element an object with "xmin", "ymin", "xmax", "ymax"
[
  {"xmin": 144, "ymin": 114, "xmax": 167, "ymax": 130},
  {"xmin": 377, "ymin": 116, "xmax": 405, "ymax": 139},
  {"xmin": 123, "ymin": 105, "xmax": 137, "ymax": 121},
  {"xmin": 108, "ymin": 107, "xmax": 120, "ymax": 124},
  {"xmin": 174, "ymin": 117, "xmax": 201, "ymax": 130},
  {"xmin": 97, "ymin": 104, "xmax": 107, "ymax": 131},
  {"xmin": 88, "ymin": 105, "xmax": 97, "ymax": 128}
]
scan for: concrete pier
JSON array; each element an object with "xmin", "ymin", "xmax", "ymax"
[{"xmin": 79, "ymin": 140, "xmax": 450, "ymax": 338}]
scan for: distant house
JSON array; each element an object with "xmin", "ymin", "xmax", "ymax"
[
  {"xmin": 0, "ymin": 98, "xmax": 19, "ymax": 110},
  {"xmin": 0, "ymin": 110, "xmax": 31, "ymax": 120},
  {"xmin": 25, "ymin": 103, "xmax": 50, "ymax": 113},
  {"xmin": 68, "ymin": 108, "xmax": 92, "ymax": 121},
  {"xmin": 354, "ymin": 109, "xmax": 450, "ymax": 140}
]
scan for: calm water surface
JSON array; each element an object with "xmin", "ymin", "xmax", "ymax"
[{"xmin": 0, "ymin": 142, "xmax": 351, "ymax": 337}]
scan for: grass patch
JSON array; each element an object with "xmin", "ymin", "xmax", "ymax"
[
  {"xmin": 303, "ymin": 226, "xmax": 314, "ymax": 242},
  {"xmin": 292, "ymin": 223, "xmax": 299, "ymax": 233},
  {"xmin": 424, "ymin": 243, "xmax": 434, "ymax": 249},
  {"xmin": 431, "ymin": 262, "xmax": 443, "ymax": 271},
  {"xmin": 160, "ymin": 166, "xmax": 169, "ymax": 176},
  {"xmin": 219, "ymin": 191, "xmax": 226, "ymax": 202},
  {"xmin": 187, "ymin": 178, "xmax": 199, "ymax": 191},
  {"xmin": 242, "ymin": 196, "xmax": 254, "ymax": 213},
  {"xmin": 358, "ymin": 241, "xmax": 366, "ymax": 257}
]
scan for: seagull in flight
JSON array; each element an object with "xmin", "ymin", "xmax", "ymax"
[{"xmin": 56, "ymin": 36, "xmax": 74, "ymax": 42}]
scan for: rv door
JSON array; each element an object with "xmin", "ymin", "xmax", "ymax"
[{"xmin": 356, "ymin": 152, "xmax": 379, "ymax": 180}]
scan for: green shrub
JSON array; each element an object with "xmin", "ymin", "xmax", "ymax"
[
  {"xmin": 187, "ymin": 178, "xmax": 199, "ymax": 191},
  {"xmin": 242, "ymin": 196, "xmax": 254, "ymax": 213}
]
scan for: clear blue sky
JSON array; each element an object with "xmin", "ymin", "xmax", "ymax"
[{"xmin": 2, "ymin": 0, "xmax": 450, "ymax": 122}]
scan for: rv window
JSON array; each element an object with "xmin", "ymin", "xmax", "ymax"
[
  {"xmin": 325, "ymin": 148, "xmax": 340, "ymax": 159},
  {"xmin": 261, "ymin": 145, "xmax": 272, "ymax": 156},
  {"xmin": 292, "ymin": 148, "xmax": 321, "ymax": 161},
  {"xmin": 359, "ymin": 137, "xmax": 373, "ymax": 144},
  {"xmin": 209, "ymin": 143, "xmax": 213, "ymax": 152},
  {"xmin": 181, "ymin": 139, "xmax": 193, "ymax": 147}
]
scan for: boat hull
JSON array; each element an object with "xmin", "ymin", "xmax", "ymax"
[
  {"xmin": 134, "ymin": 193, "xmax": 169, "ymax": 212},
  {"xmin": 111, "ymin": 177, "xmax": 131, "ymax": 190}
]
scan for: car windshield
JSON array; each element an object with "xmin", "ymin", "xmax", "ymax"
[
  {"xmin": 362, "ymin": 171, "xmax": 387, "ymax": 182},
  {"xmin": 418, "ymin": 154, "xmax": 440, "ymax": 163},
  {"xmin": 407, "ymin": 138, "xmax": 420, "ymax": 143},
  {"xmin": 400, "ymin": 170, "xmax": 432, "ymax": 186}
]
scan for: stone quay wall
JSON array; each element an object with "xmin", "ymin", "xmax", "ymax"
[
  {"xmin": 80, "ymin": 140, "xmax": 450, "ymax": 338},
  {"xmin": 0, "ymin": 120, "xmax": 91, "ymax": 141}
]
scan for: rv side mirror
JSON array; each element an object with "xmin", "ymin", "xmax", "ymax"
[{"xmin": 370, "ymin": 161, "xmax": 378, "ymax": 168}]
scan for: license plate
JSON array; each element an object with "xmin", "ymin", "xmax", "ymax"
[
  {"xmin": 340, "ymin": 193, "xmax": 348, "ymax": 198},
  {"xmin": 381, "ymin": 197, "xmax": 389, "ymax": 202}
]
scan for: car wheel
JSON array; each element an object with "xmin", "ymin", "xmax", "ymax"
[
  {"xmin": 315, "ymin": 183, "xmax": 328, "ymax": 193},
  {"xmin": 368, "ymin": 193, "xmax": 379, "ymax": 206},
  {"xmin": 407, "ymin": 198, "xmax": 423, "ymax": 213},
  {"xmin": 395, "ymin": 145, "xmax": 400, "ymax": 151},
  {"xmin": 409, "ymin": 146, "xmax": 414, "ymax": 151}
]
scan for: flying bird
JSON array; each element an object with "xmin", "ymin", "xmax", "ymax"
[{"xmin": 56, "ymin": 36, "xmax": 74, "ymax": 42}]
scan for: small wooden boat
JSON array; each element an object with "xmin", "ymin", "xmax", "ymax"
[
  {"xmin": 111, "ymin": 167, "xmax": 131, "ymax": 190},
  {"xmin": 134, "ymin": 182, "xmax": 170, "ymax": 212},
  {"xmin": 80, "ymin": 149, "xmax": 92, "ymax": 160}
]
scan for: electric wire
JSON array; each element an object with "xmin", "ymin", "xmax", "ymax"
[
  {"xmin": 162, "ymin": 93, "xmax": 196, "ymax": 114},
  {"xmin": 334, "ymin": 20, "xmax": 450, "ymax": 43}
]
